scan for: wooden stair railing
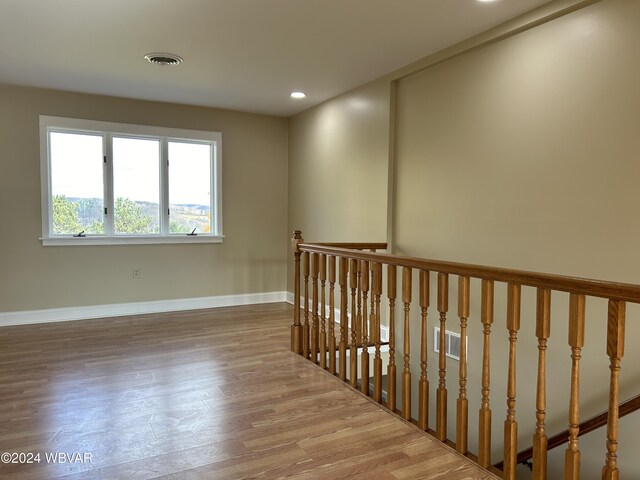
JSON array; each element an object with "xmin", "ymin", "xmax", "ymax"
[
  {"xmin": 495, "ymin": 394, "xmax": 640, "ymax": 471},
  {"xmin": 289, "ymin": 230, "xmax": 638, "ymax": 480}
]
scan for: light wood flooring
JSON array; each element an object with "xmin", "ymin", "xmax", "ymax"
[{"xmin": 0, "ymin": 303, "xmax": 497, "ymax": 479}]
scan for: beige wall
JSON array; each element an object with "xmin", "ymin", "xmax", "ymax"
[
  {"xmin": 0, "ymin": 84, "xmax": 289, "ymax": 312},
  {"xmin": 287, "ymin": 78, "xmax": 391, "ymax": 290},
  {"xmin": 287, "ymin": 0, "xmax": 639, "ymax": 476},
  {"xmin": 394, "ymin": 0, "xmax": 640, "ymax": 280},
  {"xmin": 394, "ymin": 1, "xmax": 640, "ymax": 476}
]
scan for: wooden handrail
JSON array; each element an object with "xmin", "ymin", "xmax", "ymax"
[
  {"xmin": 298, "ymin": 243, "xmax": 640, "ymax": 303},
  {"xmin": 310, "ymin": 242, "xmax": 388, "ymax": 250},
  {"xmin": 494, "ymin": 394, "xmax": 640, "ymax": 470}
]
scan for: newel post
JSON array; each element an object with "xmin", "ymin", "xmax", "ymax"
[{"xmin": 291, "ymin": 230, "xmax": 304, "ymax": 354}]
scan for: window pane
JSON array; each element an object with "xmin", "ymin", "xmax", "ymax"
[
  {"xmin": 50, "ymin": 132, "xmax": 104, "ymax": 235},
  {"xmin": 168, "ymin": 142, "xmax": 212, "ymax": 234},
  {"xmin": 113, "ymin": 137, "xmax": 160, "ymax": 235}
]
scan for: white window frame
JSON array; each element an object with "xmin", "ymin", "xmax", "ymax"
[{"xmin": 39, "ymin": 116, "xmax": 223, "ymax": 246}]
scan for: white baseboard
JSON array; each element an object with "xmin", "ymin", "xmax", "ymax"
[
  {"xmin": 286, "ymin": 291, "xmax": 295, "ymax": 305},
  {"xmin": 286, "ymin": 292, "xmax": 389, "ymax": 342},
  {"xmin": 0, "ymin": 291, "xmax": 288, "ymax": 327}
]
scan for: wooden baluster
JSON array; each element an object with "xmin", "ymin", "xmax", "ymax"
[
  {"xmin": 328, "ymin": 256, "xmax": 337, "ymax": 375},
  {"xmin": 565, "ymin": 293, "xmax": 585, "ymax": 480},
  {"xmin": 436, "ymin": 273, "xmax": 449, "ymax": 441},
  {"xmin": 456, "ymin": 276, "xmax": 470, "ymax": 454},
  {"xmin": 319, "ymin": 254, "xmax": 327, "ymax": 370},
  {"xmin": 311, "ymin": 253, "xmax": 319, "ymax": 364},
  {"xmin": 387, "ymin": 265, "xmax": 398, "ymax": 413},
  {"xmin": 350, "ymin": 259, "xmax": 359, "ymax": 387},
  {"xmin": 303, "ymin": 252, "xmax": 310, "ymax": 359},
  {"xmin": 533, "ymin": 288, "xmax": 551, "ymax": 480},
  {"xmin": 373, "ymin": 263, "xmax": 383, "ymax": 403},
  {"xmin": 478, "ymin": 279, "xmax": 494, "ymax": 468},
  {"xmin": 602, "ymin": 300, "xmax": 626, "ymax": 480},
  {"xmin": 357, "ymin": 260, "xmax": 363, "ymax": 347},
  {"xmin": 503, "ymin": 283, "xmax": 521, "ymax": 480},
  {"xmin": 291, "ymin": 231, "xmax": 303, "ymax": 354},
  {"xmin": 338, "ymin": 257, "xmax": 348, "ymax": 381},
  {"xmin": 402, "ymin": 267, "xmax": 412, "ymax": 420},
  {"xmin": 419, "ymin": 270, "xmax": 430, "ymax": 431},
  {"xmin": 361, "ymin": 260, "xmax": 370, "ymax": 395},
  {"xmin": 369, "ymin": 256, "xmax": 375, "ymax": 356}
]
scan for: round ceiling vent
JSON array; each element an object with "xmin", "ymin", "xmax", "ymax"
[{"xmin": 144, "ymin": 53, "xmax": 183, "ymax": 66}]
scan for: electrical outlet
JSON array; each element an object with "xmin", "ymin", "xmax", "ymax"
[{"xmin": 133, "ymin": 267, "xmax": 141, "ymax": 279}]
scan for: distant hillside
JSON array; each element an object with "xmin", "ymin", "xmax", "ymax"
[{"xmin": 64, "ymin": 197, "xmax": 211, "ymax": 234}]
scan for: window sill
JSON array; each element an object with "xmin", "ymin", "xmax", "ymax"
[{"xmin": 40, "ymin": 235, "xmax": 224, "ymax": 246}]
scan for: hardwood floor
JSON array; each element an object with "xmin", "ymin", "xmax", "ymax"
[{"xmin": 0, "ymin": 303, "xmax": 496, "ymax": 479}]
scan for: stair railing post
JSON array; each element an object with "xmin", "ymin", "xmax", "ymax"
[
  {"xmin": 564, "ymin": 294, "xmax": 585, "ymax": 480},
  {"xmin": 418, "ymin": 270, "xmax": 430, "ymax": 431},
  {"xmin": 478, "ymin": 279, "xmax": 494, "ymax": 468},
  {"xmin": 360, "ymin": 260, "xmax": 370, "ymax": 395},
  {"xmin": 503, "ymin": 283, "xmax": 521, "ymax": 480},
  {"xmin": 602, "ymin": 300, "xmax": 625, "ymax": 480},
  {"xmin": 338, "ymin": 257, "xmax": 348, "ymax": 381},
  {"xmin": 533, "ymin": 288, "xmax": 551, "ymax": 480},
  {"xmin": 328, "ymin": 256, "xmax": 337, "ymax": 375},
  {"xmin": 373, "ymin": 262, "xmax": 383, "ymax": 403},
  {"xmin": 319, "ymin": 254, "xmax": 327, "ymax": 369},
  {"xmin": 387, "ymin": 265, "xmax": 397, "ymax": 412},
  {"xmin": 456, "ymin": 275, "xmax": 470, "ymax": 453},
  {"xmin": 303, "ymin": 251, "xmax": 310, "ymax": 358},
  {"xmin": 402, "ymin": 267, "xmax": 412, "ymax": 420},
  {"xmin": 350, "ymin": 259, "xmax": 359, "ymax": 387},
  {"xmin": 311, "ymin": 253, "xmax": 320, "ymax": 364},
  {"xmin": 436, "ymin": 273, "xmax": 449, "ymax": 441},
  {"xmin": 291, "ymin": 230, "xmax": 303, "ymax": 354}
]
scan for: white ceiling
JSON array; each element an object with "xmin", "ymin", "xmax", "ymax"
[{"xmin": 0, "ymin": 0, "xmax": 552, "ymax": 117}]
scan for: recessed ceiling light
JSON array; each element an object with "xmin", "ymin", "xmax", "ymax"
[
  {"xmin": 144, "ymin": 53, "xmax": 183, "ymax": 66},
  {"xmin": 477, "ymin": 0, "xmax": 498, "ymax": 2},
  {"xmin": 290, "ymin": 91, "xmax": 306, "ymax": 99}
]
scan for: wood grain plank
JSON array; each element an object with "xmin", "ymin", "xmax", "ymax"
[{"xmin": 0, "ymin": 303, "xmax": 496, "ymax": 480}]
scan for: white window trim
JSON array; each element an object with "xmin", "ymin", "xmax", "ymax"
[{"xmin": 39, "ymin": 116, "xmax": 223, "ymax": 246}]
